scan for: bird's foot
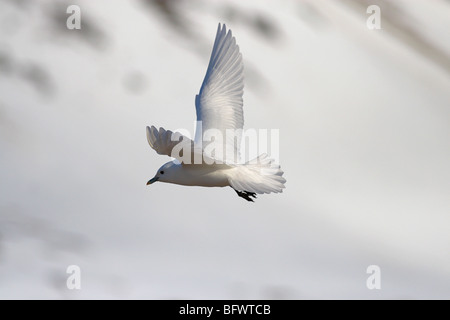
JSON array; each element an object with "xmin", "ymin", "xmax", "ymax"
[{"xmin": 233, "ymin": 189, "xmax": 257, "ymax": 202}]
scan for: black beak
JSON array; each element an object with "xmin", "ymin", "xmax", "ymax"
[{"xmin": 147, "ymin": 177, "xmax": 159, "ymax": 185}]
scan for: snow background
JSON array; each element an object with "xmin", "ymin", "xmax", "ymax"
[{"xmin": 0, "ymin": 0, "xmax": 449, "ymax": 299}]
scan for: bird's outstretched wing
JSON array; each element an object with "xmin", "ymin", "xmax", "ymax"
[
  {"xmin": 146, "ymin": 126, "xmax": 194, "ymax": 163},
  {"xmin": 195, "ymin": 23, "xmax": 244, "ymax": 163},
  {"xmin": 146, "ymin": 126, "xmax": 218, "ymax": 165}
]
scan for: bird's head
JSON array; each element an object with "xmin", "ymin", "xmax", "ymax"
[{"xmin": 147, "ymin": 161, "xmax": 179, "ymax": 185}]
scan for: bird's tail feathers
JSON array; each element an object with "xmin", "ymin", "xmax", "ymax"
[{"xmin": 228, "ymin": 154, "xmax": 286, "ymax": 194}]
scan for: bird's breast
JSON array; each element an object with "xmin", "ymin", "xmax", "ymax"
[{"xmin": 173, "ymin": 165, "xmax": 230, "ymax": 188}]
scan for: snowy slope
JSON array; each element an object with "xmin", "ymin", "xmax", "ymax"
[{"xmin": 0, "ymin": 0, "xmax": 449, "ymax": 299}]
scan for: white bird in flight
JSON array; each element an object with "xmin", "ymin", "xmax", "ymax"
[{"xmin": 146, "ymin": 23, "xmax": 285, "ymax": 202}]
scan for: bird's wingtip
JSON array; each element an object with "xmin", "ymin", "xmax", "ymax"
[
  {"xmin": 146, "ymin": 126, "xmax": 152, "ymax": 146},
  {"xmin": 218, "ymin": 22, "xmax": 229, "ymax": 33}
]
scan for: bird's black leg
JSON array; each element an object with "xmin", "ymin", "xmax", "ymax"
[{"xmin": 233, "ymin": 188, "xmax": 257, "ymax": 202}]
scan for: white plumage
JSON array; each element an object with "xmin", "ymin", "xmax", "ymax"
[
  {"xmin": 146, "ymin": 23, "xmax": 285, "ymax": 202},
  {"xmin": 195, "ymin": 24, "xmax": 244, "ymax": 162}
]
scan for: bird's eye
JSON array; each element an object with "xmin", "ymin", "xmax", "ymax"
[{"xmin": 160, "ymin": 171, "xmax": 164, "ymax": 175}]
